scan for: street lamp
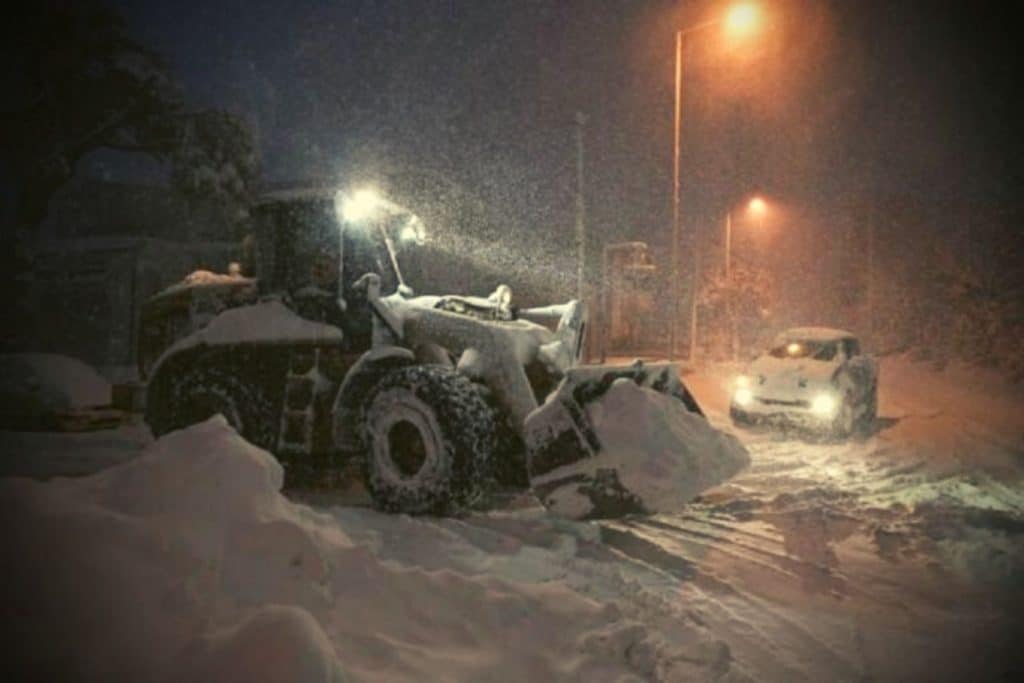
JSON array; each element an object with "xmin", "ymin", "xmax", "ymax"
[
  {"xmin": 725, "ymin": 195, "xmax": 767, "ymax": 278},
  {"xmin": 724, "ymin": 194, "xmax": 769, "ymax": 360},
  {"xmin": 725, "ymin": 3, "xmax": 761, "ymax": 38},
  {"xmin": 748, "ymin": 195, "xmax": 767, "ymax": 221},
  {"xmin": 669, "ymin": 2, "xmax": 764, "ymax": 361}
]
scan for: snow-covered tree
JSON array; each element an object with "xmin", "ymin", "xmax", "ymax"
[
  {"xmin": 1, "ymin": 2, "xmax": 182, "ymax": 237},
  {"xmin": 0, "ymin": 1, "xmax": 258, "ymax": 333},
  {"xmin": 0, "ymin": 1, "xmax": 258, "ymax": 240},
  {"xmin": 170, "ymin": 109, "xmax": 260, "ymax": 226}
]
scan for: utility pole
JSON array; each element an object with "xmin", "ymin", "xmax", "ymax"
[
  {"xmin": 725, "ymin": 210, "xmax": 732, "ymax": 279},
  {"xmin": 725, "ymin": 210, "xmax": 738, "ymax": 361},
  {"xmin": 575, "ymin": 111, "xmax": 587, "ymax": 304},
  {"xmin": 688, "ymin": 228, "xmax": 700, "ymax": 362},
  {"xmin": 865, "ymin": 201, "xmax": 874, "ymax": 346}
]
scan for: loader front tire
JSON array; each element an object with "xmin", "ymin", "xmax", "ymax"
[{"xmin": 360, "ymin": 365, "xmax": 496, "ymax": 515}]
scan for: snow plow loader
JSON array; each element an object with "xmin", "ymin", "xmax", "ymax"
[{"xmin": 142, "ymin": 188, "xmax": 740, "ymax": 517}]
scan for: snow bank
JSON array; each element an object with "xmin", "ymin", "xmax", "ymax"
[
  {"xmin": 528, "ymin": 378, "xmax": 750, "ymax": 519},
  {"xmin": 0, "ymin": 417, "xmax": 678, "ymax": 682},
  {"xmin": 0, "ymin": 353, "xmax": 111, "ymax": 416}
]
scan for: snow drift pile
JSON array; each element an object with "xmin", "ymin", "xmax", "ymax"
[
  {"xmin": 0, "ymin": 353, "xmax": 112, "ymax": 429},
  {"xmin": 526, "ymin": 377, "xmax": 750, "ymax": 519},
  {"xmin": 0, "ymin": 417, "xmax": 695, "ymax": 682}
]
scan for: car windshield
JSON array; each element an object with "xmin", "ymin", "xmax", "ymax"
[{"xmin": 768, "ymin": 340, "xmax": 838, "ymax": 361}]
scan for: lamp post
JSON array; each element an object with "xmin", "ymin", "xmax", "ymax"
[
  {"xmin": 725, "ymin": 210, "xmax": 735, "ymax": 360},
  {"xmin": 575, "ymin": 111, "xmax": 587, "ymax": 304},
  {"xmin": 723, "ymin": 195, "xmax": 767, "ymax": 360},
  {"xmin": 668, "ymin": 3, "xmax": 762, "ymax": 361},
  {"xmin": 726, "ymin": 195, "xmax": 767, "ymax": 276}
]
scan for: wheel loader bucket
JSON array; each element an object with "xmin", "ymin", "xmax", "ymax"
[{"xmin": 523, "ymin": 361, "xmax": 744, "ymax": 520}]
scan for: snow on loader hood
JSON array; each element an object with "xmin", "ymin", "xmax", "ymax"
[
  {"xmin": 0, "ymin": 417, "xmax": 694, "ymax": 682},
  {"xmin": 148, "ymin": 300, "xmax": 344, "ymax": 378},
  {"xmin": 525, "ymin": 368, "xmax": 750, "ymax": 520}
]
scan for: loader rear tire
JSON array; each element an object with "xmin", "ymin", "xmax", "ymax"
[
  {"xmin": 146, "ymin": 365, "xmax": 277, "ymax": 451},
  {"xmin": 360, "ymin": 365, "xmax": 497, "ymax": 515}
]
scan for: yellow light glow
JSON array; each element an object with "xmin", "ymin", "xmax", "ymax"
[
  {"xmin": 748, "ymin": 196, "xmax": 767, "ymax": 216},
  {"xmin": 341, "ymin": 188, "xmax": 381, "ymax": 222},
  {"xmin": 786, "ymin": 342, "xmax": 801, "ymax": 355},
  {"xmin": 725, "ymin": 3, "xmax": 760, "ymax": 38},
  {"xmin": 811, "ymin": 393, "xmax": 838, "ymax": 417},
  {"xmin": 735, "ymin": 375, "xmax": 751, "ymax": 388},
  {"xmin": 734, "ymin": 387, "xmax": 754, "ymax": 406}
]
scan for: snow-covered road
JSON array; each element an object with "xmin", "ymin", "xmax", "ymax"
[
  {"xmin": 589, "ymin": 357, "xmax": 1024, "ymax": 680},
  {"xmin": 1, "ymin": 356, "xmax": 1021, "ymax": 681}
]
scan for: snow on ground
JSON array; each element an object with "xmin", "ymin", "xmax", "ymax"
[
  {"xmin": 0, "ymin": 417, "xmax": 728, "ymax": 682},
  {"xmin": 1, "ymin": 355, "xmax": 1022, "ymax": 681},
  {"xmin": 667, "ymin": 355, "xmax": 1024, "ymax": 679}
]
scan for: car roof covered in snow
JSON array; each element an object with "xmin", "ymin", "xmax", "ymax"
[{"xmin": 774, "ymin": 327, "xmax": 856, "ymax": 343}]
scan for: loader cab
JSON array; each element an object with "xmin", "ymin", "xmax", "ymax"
[
  {"xmin": 246, "ymin": 189, "xmax": 407, "ymax": 349},
  {"xmin": 248, "ymin": 190, "xmax": 402, "ymax": 300}
]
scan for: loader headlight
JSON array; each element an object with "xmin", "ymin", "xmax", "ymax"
[
  {"xmin": 811, "ymin": 392, "xmax": 838, "ymax": 417},
  {"xmin": 733, "ymin": 387, "xmax": 754, "ymax": 407},
  {"xmin": 399, "ymin": 216, "xmax": 426, "ymax": 244}
]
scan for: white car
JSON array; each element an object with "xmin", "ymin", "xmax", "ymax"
[{"xmin": 729, "ymin": 327, "xmax": 877, "ymax": 437}]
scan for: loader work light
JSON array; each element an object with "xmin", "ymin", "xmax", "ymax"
[
  {"xmin": 399, "ymin": 216, "xmax": 426, "ymax": 244},
  {"xmin": 340, "ymin": 188, "xmax": 382, "ymax": 223}
]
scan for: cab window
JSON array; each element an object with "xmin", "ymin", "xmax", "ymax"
[{"xmin": 768, "ymin": 340, "xmax": 838, "ymax": 361}]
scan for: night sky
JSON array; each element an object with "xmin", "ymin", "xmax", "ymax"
[{"xmin": 92, "ymin": 0, "xmax": 1018, "ymax": 271}]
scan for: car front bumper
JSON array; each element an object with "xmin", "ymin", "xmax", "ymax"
[{"xmin": 729, "ymin": 400, "xmax": 835, "ymax": 431}]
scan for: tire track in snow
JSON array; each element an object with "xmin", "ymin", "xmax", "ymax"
[{"xmin": 596, "ymin": 519, "xmax": 866, "ymax": 680}]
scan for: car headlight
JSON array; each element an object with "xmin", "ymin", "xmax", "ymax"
[
  {"xmin": 733, "ymin": 387, "xmax": 754, "ymax": 407},
  {"xmin": 811, "ymin": 392, "xmax": 838, "ymax": 417}
]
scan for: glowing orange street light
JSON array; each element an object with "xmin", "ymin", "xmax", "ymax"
[
  {"xmin": 725, "ymin": 3, "xmax": 761, "ymax": 38},
  {"xmin": 726, "ymin": 195, "xmax": 770, "ymax": 285},
  {"xmin": 670, "ymin": 3, "xmax": 765, "ymax": 361},
  {"xmin": 724, "ymin": 193, "xmax": 770, "ymax": 361},
  {"xmin": 748, "ymin": 196, "xmax": 767, "ymax": 216}
]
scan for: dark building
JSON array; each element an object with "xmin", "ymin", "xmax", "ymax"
[{"xmin": 23, "ymin": 179, "xmax": 241, "ymax": 379}]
